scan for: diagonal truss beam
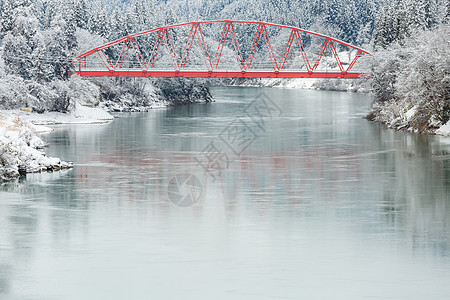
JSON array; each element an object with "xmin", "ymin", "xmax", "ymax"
[
  {"xmin": 346, "ymin": 50, "xmax": 362, "ymax": 72},
  {"xmin": 312, "ymin": 39, "xmax": 329, "ymax": 70},
  {"xmin": 181, "ymin": 23, "xmax": 213, "ymax": 70},
  {"xmin": 148, "ymin": 29, "xmax": 164, "ymax": 69},
  {"xmin": 294, "ymin": 31, "xmax": 312, "ymax": 72},
  {"xmin": 214, "ymin": 22, "xmax": 247, "ymax": 71},
  {"xmin": 162, "ymin": 28, "xmax": 180, "ymax": 70},
  {"xmin": 196, "ymin": 23, "xmax": 213, "ymax": 71},
  {"xmin": 245, "ymin": 24, "xmax": 263, "ymax": 70},
  {"xmin": 328, "ymin": 40, "xmax": 344, "ymax": 72},
  {"xmin": 97, "ymin": 49, "xmax": 114, "ymax": 70},
  {"xmin": 213, "ymin": 23, "xmax": 229, "ymax": 69},
  {"xmin": 261, "ymin": 24, "xmax": 278, "ymax": 71},
  {"xmin": 279, "ymin": 30, "xmax": 296, "ymax": 71}
]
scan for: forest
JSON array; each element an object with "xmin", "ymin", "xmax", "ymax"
[{"xmin": 0, "ymin": 0, "xmax": 449, "ymax": 131}]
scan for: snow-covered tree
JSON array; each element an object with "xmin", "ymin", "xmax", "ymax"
[
  {"xmin": 0, "ymin": 0, "xmax": 15, "ymax": 37},
  {"xmin": 373, "ymin": 0, "xmax": 441, "ymax": 48},
  {"xmin": 2, "ymin": 2, "xmax": 38, "ymax": 80},
  {"xmin": 394, "ymin": 24, "xmax": 450, "ymax": 128},
  {"xmin": 87, "ymin": 2, "xmax": 109, "ymax": 38},
  {"xmin": 73, "ymin": 0, "xmax": 88, "ymax": 29},
  {"xmin": 369, "ymin": 23, "xmax": 449, "ymax": 132}
]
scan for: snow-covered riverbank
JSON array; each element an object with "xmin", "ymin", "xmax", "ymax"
[
  {"xmin": 0, "ymin": 96, "xmax": 209, "ymax": 181},
  {"xmin": 3, "ymin": 102, "xmax": 114, "ymax": 125},
  {"xmin": 367, "ymin": 25, "xmax": 450, "ymax": 137},
  {"xmin": 231, "ymin": 77, "xmax": 370, "ymax": 93},
  {"xmin": 0, "ymin": 102, "xmax": 120, "ymax": 180},
  {"xmin": 367, "ymin": 100, "xmax": 450, "ymax": 137},
  {"xmin": 0, "ymin": 113, "xmax": 74, "ymax": 180},
  {"xmin": 234, "ymin": 78, "xmax": 450, "ymax": 137}
]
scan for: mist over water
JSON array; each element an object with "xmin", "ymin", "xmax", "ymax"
[{"xmin": 1, "ymin": 87, "xmax": 450, "ymax": 299}]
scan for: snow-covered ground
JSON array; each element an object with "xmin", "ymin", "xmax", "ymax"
[
  {"xmin": 436, "ymin": 123, "xmax": 450, "ymax": 136},
  {"xmin": 0, "ymin": 100, "xmax": 121, "ymax": 180},
  {"xmin": 236, "ymin": 77, "xmax": 370, "ymax": 93},
  {"xmin": 0, "ymin": 95, "xmax": 177, "ymax": 181},
  {"xmin": 0, "ymin": 113, "xmax": 74, "ymax": 180},
  {"xmin": 2, "ymin": 102, "xmax": 114, "ymax": 125}
]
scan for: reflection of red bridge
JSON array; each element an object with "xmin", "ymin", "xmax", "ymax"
[
  {"xmin": 74, "ymin": 20, "xmax": 372, "ymax": 79},
  {"xmin": 78, "ymin": 148, "xmax": 363, "ymax": 209}
]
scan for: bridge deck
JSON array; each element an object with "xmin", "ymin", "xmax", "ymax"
[{"xmin": 74, "ymin": 70, "xmax": 368, "ymax": 78}]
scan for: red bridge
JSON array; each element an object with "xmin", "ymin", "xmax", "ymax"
[{"xmin": 74, "ymin": 20, "xmax": 372, "ymax": 79}]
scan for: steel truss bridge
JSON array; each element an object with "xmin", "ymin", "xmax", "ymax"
[{"xmin": 74, "ymin": 20, "xmax": 372, "ymax": 79}]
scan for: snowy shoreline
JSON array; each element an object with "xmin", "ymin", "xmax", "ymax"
[
  {"xmin": 0, "ymin": 99, "xmax": 179, "ymax": 181},
  {"xmin": 367, "ymin": 101, "xmax": 450, "ymax": 137},
  {"xmin": 1, "ymin": 104, "xmax": 116, "ymax": 181},
  {"xmin": 0, "ymin": 112, "xmax": 74, "ymax": 181},
  {"xmin": 3, "ymin": 102, "xmax": 114, "ymax": 125},
  {"xmin": 230, "ymin": 77, "xmax": 450, "ymax": 137},
  {"xmin": 2, "ymin": 83, "xmax": 449, "ymax": 181}
]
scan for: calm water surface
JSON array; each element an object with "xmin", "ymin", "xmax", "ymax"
[{"xmin": 1, "ymin": 87, "xmax": 450, "ymax": 299}]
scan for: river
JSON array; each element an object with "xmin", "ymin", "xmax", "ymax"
[{"xmin": 1, "ymin": 87, "xmax": 450, "ymax": 299}]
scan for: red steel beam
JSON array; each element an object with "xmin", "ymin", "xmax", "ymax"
[
  {"xmin": 74, "ymin": 70, "xmax": 369, "ymax": 79},
  {"xmin": 279, "ymin": 29, "xmax": 295, "ymax": 71},
  {"xmin": 328, "ymin": 40, "xmax": 344, "ymax": 72},
  {"xmin": 346, "ymin": 50, "xmax": 363, "ymax": 72},
  {"xmin": 130, "ymin": 37, "xmax": 148, "ymax": 70},
  {"xmin": 181, "ymin": 24, "xmax": 196, "ymax": 69},
  {"xmin": 148, "ymin": 29, "xmax": 164, "ymax": 68},
  {"xmin": 229, "ymin": 22, "xmax": 246, "ymax": 71},
  {"xmin": 162, "ymin": 28, "xmax": 180, "ymax": 70}
]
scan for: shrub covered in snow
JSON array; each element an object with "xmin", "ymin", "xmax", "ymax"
[
  {"xmin": 0, "ymin": 75, "xmax": 82, "ymax": 113},
  {"xmin": 0, "ymin": 75, "xmax": 29, "ymax": 109},
  {"xmin": 368, "ymin": 25, "xmax": 450, "ymax": 134},
  {"xmin": 153, "ymin": 78, "xmax": 213, "ymax": 105}
]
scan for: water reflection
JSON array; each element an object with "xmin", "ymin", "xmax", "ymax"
[{"xmin": 1, "ymin": 87, "xmax": 450, "ymax": 299}]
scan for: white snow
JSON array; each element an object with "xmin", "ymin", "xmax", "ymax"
[
  {"xmin": 30, "ymin": 124, "xmax": 53, "ymax": 134},
  {"xmin": 0, "ymin": 98, "xmax": 118, "ymax": 180},
  {"xmin": 436, "ymin": 122, "xmax": 450, "ymax": 136},
  {"xmin": 0, "ymin": 113, "xmax": 73, "ymax": 180},
  {"xmin": 405, "ymin": 106, "xmax": 417, "ymax": 120},
  {"xmin": 1, "ymin": 102, "xmax": 114, "ymax": 125}
]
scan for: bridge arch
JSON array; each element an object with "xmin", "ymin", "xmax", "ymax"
[{"xmin": 74, "ymin": 20, "xmax": 372, "ymax": 78}]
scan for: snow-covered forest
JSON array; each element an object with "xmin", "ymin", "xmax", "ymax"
[
  {"xmin": 1, "ymin": 0, "xmax": 446, "ymax": 112},
  {"xmin": 0, "ymin": 0, "xmax": 215, "ymax": 113},
  {"xmin": 369, "ymin": 0, "xmax": 450, "ymax": 134},
  {"xmin": 0, "ymin": 0, "xmax": 385, "ymax": 114}
]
